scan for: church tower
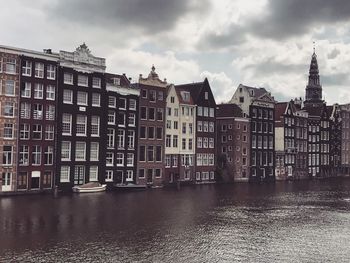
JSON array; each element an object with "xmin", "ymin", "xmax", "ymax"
[{"xmin": 304, "ymin": 49, "xmax": 324, "ymax": 106}]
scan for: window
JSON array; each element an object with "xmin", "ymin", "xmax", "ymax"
[
  {"xmin": 47, "ymin": 65, "xmax": 56, "ymax": 80},
  {"xmin": 62, "ymin": 114, "xmax": 72, "ymax": 135},
  {"xmin": 118, "ymin": 129, "xmax": 125, "ymax": 148},
  {"xmin": 139, "ymin": 146, "xmax": 146, "ymax": 162},
  {"xmin": 148, "ymin": 127, "xmax": 155, "ymax": 139},
  {"xmin": 90, "ymin": 142, "xmax": 99, "ymax": 161},
  {"xmin": 107, "ymin": 128, "xmax": 115, "ymax": 148},
  {"xmin": 209, "ymin": 122, "xmax": 214, "ymax": 133},
  {"xmin": 92, "ymin": 93, "xmax": 100, "ymax": 106},
  {"xmin": 167, "ymin": 107, "xmax": 172, "ymax": 116},
  {"xmin": 140, "ymin": 126, "xmax": 146, "ymax": 139},
  {"xmin": 5, "ymin": 58, "xmax": 16, "ymax": 74},
  {"xmin": 209, "ymin": 108, "xmax": 214, "ymax": 117},
  {"xmin": 205, "ymin": 92, "xmax": 208, "ymax": 100},
  {"xmin": 198, "ymin": 121, "xmax": 202, "ymax": 132},
  {"xmin": 3, "ymin": 123, "xmax": 14, "ymax": 139},
  {"xmin": 140, "ymin": 107, "xmax": 147, "ymax": 120},
  {"xmin": 209, "ymin": 138, "xmax": 214, "ymax": 148},
  {"xmin": 76, "ymin": 115, "xmax": 87, "ymax": 136},
  {"xmin": 91, "ymin": 116, "xmax": 100, "ymax": 136},
  {"xmin": 44, "ymin": 146, "xmax": 54, "ymax": 165},
  {"xmin": 46, "ymin": 85, "xmax": 55, "ymax": 100},
  {"xmin": 149, "ymin": 90, "xmax": 156, "ymax": 102},
  {"xmin": 113, "ymin": 77, "xmax": 120, "ymax": 86},
  {"xmin": 34, "ymin": 83, "xmax": 44, "ymax": 99},
  {"xmin": 106, "ymin": 170, "xmax": 113, "ymax": 182},
  {"xmin": 197, "ymin": 137, "xmax": 202, "ymax": 148},
  {"xmin": 4, "ymin": 102, "xmax": 15, "ymax": 117},
  {"xmin": 141, "ymin": 89, "xmax": 147, "ymax": 98},
  {"xmin": 45, "ymin": 105, "xmax": 55, "ymax": 120},
  {"xmin": 3, "ymin": 146, "xmax": 13, "ymax": 165},
  {"xmin": 108, "ymin": 96, "xmax": 116, "ymax": 108},
  {"xmin": 129, "ymin": 99, "xmax": 136, "ymax": 110},
  {"xmin": 182, "ymin": 123, "xmax": 187, "ymax": 134},
  {"xmin": 167, "ymin": 120, "xmax": 171, "ymax": 129},
  {"xmin": 45, "ymin": 125, "xmax": 54, "ymax": 140},
  {"xmin": 174, "ymin": 109, "xmax": 179, "ymax": 117},
  {"xmin": 5, "ymin": 80, "xmax": 15, "ymax": 96},
  {"xmin": 33, "ymin": 104, "xmax": 43, "ymax": 119},
  {"xmin": 75, "ymin": 142, "xmax": 86, "ymax": 161},
  {"xmin": 20, "ymin": 124, "xmax": 30, "ymax": 140},
  {"xmin": 166, "ymin": 155, "xmax": 171, "ymax": 167},
  {"xmin": 173, "ymin": 135, "xmax": 178, "ymax": 148},
  {"xmin": 22, "ymin": 61, "xmax": 32, "ymax": 76},
  {"xmin": 64, "ymin": 73, "xmax": 73, "ymax": 84},
  {"xmin": 116, "ymin": 153, "xmax": 124, "ymax": 166},
  {"xmin": 21, "ymin": 82, "xmax": 31, "ymax": 98},
  {"xmin": 174, "ymin": 121, "xmax": 178, "ymax": 130},
  {"xmin": 189, "ymin": 139, "xmax": 193, "ymax": 150},
  {"xmin": 128, "ymin": 113, "xmax": 136, "ymax": 126},
  {"xmin": 32, "ymin": 145, "xmax": 41, "ymax": 165},
  {"xmin": 171, "ymin": 96, "xmax": 175, "ymax": 103},
  {"xmin": 128, "ymin": 131, "xmax": 135, "ymax": 149},
  {"xmin": 108, "ymin": 111, "xmax": 116, "ymax": 125},
  {"xmin": 182, "ymin": 139, "xmax": 186, "ymax": 150},
  {"xmin": 119, "ymin": 98, "xmax": 126, "ymax": 109},
  {"xmin": 35, "ymin": 63, "xmax": 44, "ymax": 78},
  {"xmin": 89, "ymin": 166, "xmax": 98, "ymax": 182},
  {"xmin": 77, "ymin": 91, "xmax": 88, "ymax": 105},
  {"xmin": 157, "ymin": 108, "xmax": 163, "ymax": 121},
  {"xmin": 106, "ymin": 152, "xmax": 114, "ymax": 166},
  {"xmin": 92, "ymin": 77, "xmax": 101, "ymax": 88},
  {"xmin": 78, "ymin": 75, "xmax": 88, "ymax": 86},
  {"xmin": 158, "ymin": 91, "xmax": 164, "ymax": 101},
  {"xmin": 149, "ymin": 108, "xmax": 155, "ymax": 120},
  {"xmin": 19, "ymin": 145, "xmax": 29, "ymax": 166},
  {"xmin": 32, "ymin": 124, "xmax": 42, "ymax": 140},
  {"xmin": 156, "ymin": 146, "xmax": 162, "ymax": 162},
  {"xmin": 118, "ymin": 112, "xmax": 126, "ymax": 126},
  {"xmin": 127, "ymin": 153, "xmax": 134, "ymax": 166},
  {"xmin": 63, "ymin": 90, "xmax": 73, "ymax": 104},
  {"xmin": 156, "ymin": 127, "xmax": 163, "ymax": 139},
  {"xmin": 203, "ymin": 122, "xmax": 209, "ymax": 132},
  {"xmin": 60, "ymin": 166, "xmax": 70, "ymax": 182},
  {"xmin": 155, "ymin": 169, "xmax": 161, "ymax": 178},
  {"xmin": 147, "ymin": 146, "xmax": 154, "ymax": 162},
  {"xmin": 203, "ymin": 138, "xmax": 208, "ymax": 148}
]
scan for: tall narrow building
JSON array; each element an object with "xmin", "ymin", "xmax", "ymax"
[{"xmin": 304, "ymin": 51, "xmax": 324, "ymax": 107}]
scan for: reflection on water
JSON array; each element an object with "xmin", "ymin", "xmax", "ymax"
[{"xmin": 1, "ymin": 179, "xmax": 350, "ymax": 262}]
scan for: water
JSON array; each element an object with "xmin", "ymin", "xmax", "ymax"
[{"xmin": 1, "ymin": 179, "xmax": 350, "ymax": 262}]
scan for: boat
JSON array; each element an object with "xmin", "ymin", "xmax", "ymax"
[
  {"xmin": 72, "ymin": 182, "xmax": 107, "ymax": 193},
  {"xmin": 114, "ymin": 183, "xmax": 147, "ymax": 190}
]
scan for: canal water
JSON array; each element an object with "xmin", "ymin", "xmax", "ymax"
[{"xmin": 1, "ymin": 179, "xmax": 350, "ymax": 262}]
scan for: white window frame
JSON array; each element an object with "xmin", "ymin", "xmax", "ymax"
[
  {"xmin": 77, "ymin": 75, "xmax": 88, "ymax": 87},
  {"xmin": 61, "ymin": 141, "xmax": 71, "ymax": 161},
  {"xmin": 47, "ymin": 64, "xmax": 56, "ymax": 80},
  {"xmin": 34, "ymin": 62, "xmax": 44, "ymax": 78},
  {"xmin": 75, "ymin": 142, "xmax": 86, "ymax": 161}
]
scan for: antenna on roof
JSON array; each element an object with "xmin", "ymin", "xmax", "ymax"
[{"xmin": 313, "ymin": 41, "xmax": 316, "ymax": 54}]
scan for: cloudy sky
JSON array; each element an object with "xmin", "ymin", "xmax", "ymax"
[{"xmin": 2, "ymin": 0, "xmax": 350, "ymax": 104}]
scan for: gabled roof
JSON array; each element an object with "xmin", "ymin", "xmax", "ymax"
[
  {"xmin": 239, "ymin": 84, "xmax": 269, "ymax": 99},
  {"xmin": 175, "ymin": 86, "xmax": 195, "ymax": 105},
  {"xmin": 176, "ymin": 78, "xmax": 216, "ymax": 105},
  {"xmin": 105, "ymin": 73, "xmax": 131, "ymax": 86},
  {"xmin": 217, "ymin": 103, "xmax": 243, "ymax": 118},
  {"xmin": 275, "ymin": 102, "xmax": 288, "ymax": 121}
]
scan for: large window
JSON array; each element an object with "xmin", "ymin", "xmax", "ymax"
[
  {"xmin": 19, "ymin": 145, "xmax": 29, "ymax": 166},
  {"xmin": 147, "ymin": 146, "xmax": 154, "ymax": 162},
  {"xmin": 118, "ymin": 112, "xmax": 126, "ymax": 126},
  {"xmin": 3, "ymin": 123, "xmax": 14, "ymax": 139},
  {"xmin": 77, "ymin": 91, "xmax": 88, "ymax": 105},
  {"xmin": 5, "ymin": 58, "xmax": 16, "ymax": 74},
  {"xmin": 62, "ymin": 114, "xmax": 72, "ymax": 135},
  {"xmin": 127, "ymin": 153, "xmax": 134, "ymax": 166},
  {"xmin": 45, "ymin": 105, "xmax": 55, "ymax": 120},
  {"xmin": 78, "ymin": 75, "xmax": 88, "ymax": 87},
  {"xmin": 32, "ymin": 124, "xmax": 42, "ymax": 140},
  {"xmin": 92, "ymin": 77, "xmax": 101, "ymax": 88},
  {"xmin": 89, "ymin": 166, "xmax": 98, "ymax": 182},
  {"xmin": 32, "ymin": 145, "xmax": 41, "ymax": 165},
  {"xmin": 106, "ymin": 170, "xmax": 113, "ymax": 182},
  {"xmin": 108, "ymin": 111, "xmax": 115, "ymax": 124},
  {"xmin": 76, "ymin": 115, "xmax": 87, "ymax": 136},
  {"xmin": 64, "ymin": 73, "xmax": 73, "ymax": 84},
  {"xmin": 108, "ymin": 96, "xmax": 116, "ymax": 108},
  {"xmin": 20, "ymin": 124, "xmax": 30, "ymax": 140},
  {"xmin": 5, "ymin": 80, "xmax": 15, "ymax": 96},
  {"xmin": 44, "ymin": 146, "xmax": 54, "ymax": 165},
  {"xmin": 21, "ymin": 82, "xmax": 31, "ymax": 98},
  {"xmin": 91, "ymin": 116, "xmax": 100, "ymax": 136},
  {"xmin": 75, "ymin": 142, "xmax": 86, "ymax": 161},
  {"xmin": 92, "ymin": 93, "xmax": 100, "ymax": 107},
  {"xmin": 61, "ymin": 141, "xmax": 71, "ymax": 161},
  {"xmin": 156, "ymin": 146, "xmax": 162, "ymax": 162},
  {"xmin": 106, "ymin": 152, "xmax": 114, "ymax": 166},
  {"xmin": 34, "ymin": 83, "xmax": 44, "ymax": 99},
  {"xmin": 139, "ymin": 146, "xmax": 146, "ymax": 161},
  {"xmin": 116, "ymin": 153, "xmax": 124, "ymax": 166},
  {"xmin": 33, "ymin": 104, "xmax": 43, "ymax": 119},
  {"xmin": 22, "ymin": 61, "xmax": 32, "ymax": 76},
  {"xmin": 4, "ymin": 102, "xmax": 15, "ymax": 117},
  {"xmin": 46, "ymin": 85, "xmax": 55, "ymax": 100},
  {"xmin": 60, "ymin": 166, "xmax": 70, "ymax": 183},
  {"xmin": 47, "ymin": 65, "xmax": 56, "ymax": 80},
  {"xmin": 45, "ymin": 125, "xmax": 54, "ymax": 140},
  {"xmin": 119, "ymin": 98, "xmax": 126, "ymax": 110},
  {"xmin": 128, "ymin": 113, "xmax": 136, "ymax": 126},
  {"xmin": 107, "ymin": 128, "xmax": 115, "ymax": 148},
  {"xmin": 90, "ymin": 142, "xmax": 99, "ymax": 161},
  {"xmin": 63, "ymin": 90, "xmax": 73, "ymax": 104},
  {"xmin": 128, "ymin": 130, "xmax": 135, "ymax": 149},
  {"xmin": 129, "ymin": 99, "xmax": 136, "ymax": 110},
  {"xmin": 118, "ymin": 129, "xmax": 125, "ymax": 148},
  {"xmin": 34, "ymin": 62, "xmax": 44, "ymax": 78},
  {"xmin": 3, "ymin": 146, "xmax": 13, "ymax": 165}
]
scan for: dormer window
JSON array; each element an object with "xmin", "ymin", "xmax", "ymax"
[
  {"xmin": 181, "ymin": 91, "xmax": 190, "ymax": 102},
  {"xmin": 250, "ymin": 90, "xmax": 254, "ymax": 96},
  {"xmin": 205, "ymin": 92, "xmax": 208, "ymax": 100},
  {"xmin": 113, "ymin": 77, "xmax": 120, "ymax": 86},
  {"xmin": 239, "ymin": 87, "xmax": 242, "ymax": 92}
]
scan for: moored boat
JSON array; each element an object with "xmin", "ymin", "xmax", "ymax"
[
  {"xmin": 72, "ymin": 182, "xmax": 107, "ymax": 193},
  {"xmin": 114, "ymin": 183, "xmax": 147, "ymax": 190}
]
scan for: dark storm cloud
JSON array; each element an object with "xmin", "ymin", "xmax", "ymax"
[
  {"xmin": 200, "ymin": 0, "xmax": 350, "ymax": 49},
  {"xmin": 49, "ymin": 0, "xmax": 209, "ymax": 33}
]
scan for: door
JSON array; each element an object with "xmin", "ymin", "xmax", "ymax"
[
  {"xmin": 31, "ymin": 171, "xmax": 40, "ymax": 189},
  {"xmin": 74, "ymin": 166, "xmax": 85, "ymax": 185},
  {"xmin": 147, "ymin": 169, "xmax": 153, "ymax": 183},
  {"xmin": 1, "ymin": 172, "xmax": 12, "ymax": 191}
]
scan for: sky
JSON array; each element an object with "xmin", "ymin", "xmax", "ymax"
[{"xmin": 2, "ymin": 0, "xmax": 350, "ymax": 104}]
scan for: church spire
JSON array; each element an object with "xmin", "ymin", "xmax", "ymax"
[{"xmin": 305, "ymin": 47, "xmax": 323, "ymax": 105}]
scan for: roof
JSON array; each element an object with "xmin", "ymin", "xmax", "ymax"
[
  {"xmin": 175, "ymin": 86, "xmax": 195, "ymax": 105},
  {"xmin": 275, "ymin": 102, "xmax": 288, "ymax": 121},
  {"xmin": 105, "ymin": 73, "xmax": 131, "ymax": 86},
  {"xmin": 175, "ymin": 81, "xmax": 205, "ymax": 102},
  {"xmin": 239, "ymin": 84, "xmax": 269, "ymax": 99},
  {"xmin": 216, "ymin": 103, "xmax": 243, "ymax": 118},
  {"xmin": 303, "ymin": 103, "xmax": 325, "ymax": 117}
]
